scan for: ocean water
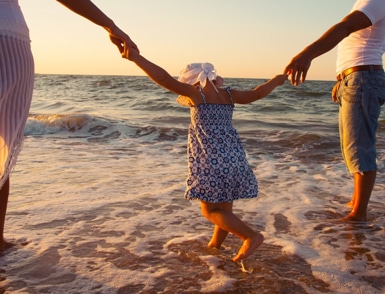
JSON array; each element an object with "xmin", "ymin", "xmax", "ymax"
[{"xmin": 1, "ymin": 74, "xmax": 385, "ymax": 294}]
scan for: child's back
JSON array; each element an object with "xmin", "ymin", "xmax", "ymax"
[{"xmin": 185, "ymin": 86, "xmax": 258, "ymax": 203}]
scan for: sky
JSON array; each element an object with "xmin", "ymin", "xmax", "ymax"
[{"xmin": 19, "ymin": 0, "xmax": 359, "ymax": 80}]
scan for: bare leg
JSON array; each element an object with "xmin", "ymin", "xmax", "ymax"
[
  {"xmin": 346, "ymin": 195, "xmax": 354, "ymax": 208},
  {"xmin": 345, "ymin": 171, "xmax": 376, "ymax": 221},
  {"xmin": 0, "ymin": 178, "xmax": 13, "ymax": 251},
  {"xmin": 208, "ymin": 202, "xmax": 231, "ymax": 249},
  {"xmin": 208, "ymin": 225, "xmax": 229, "ymax": 249},
  {"xmin": 200, "ymin": 201, "xmax": 264, "ymax": 261}
]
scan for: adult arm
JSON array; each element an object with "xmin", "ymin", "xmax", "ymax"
[
  {"xmin": 284, "ymin": 10, "xmax": 372, "ymax": 86},
  {"xmin": 56, "ymin": 0, "xmax": 138, "ymax": 56}
]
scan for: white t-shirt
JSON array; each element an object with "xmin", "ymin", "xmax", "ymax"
[
  {"xmin": 0, "ymin": 0, "xmax": 29, "ymax": 41},
  {"xmin": 336, "ymin": 0, "xmax": 385, "ymax": 74}
]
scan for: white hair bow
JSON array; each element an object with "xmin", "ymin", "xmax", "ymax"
[
  {"xmin": 197, "ymin": 63, "xmax": 217, "ymax": 87},
  {"xmin": 178, "ymin": 62, "xmax": 218, "ymax": 89}
]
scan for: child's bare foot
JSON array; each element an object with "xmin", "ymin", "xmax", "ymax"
[{"xmin": 233, "ymin": 233, "xmax": 264, "ymax": 262}]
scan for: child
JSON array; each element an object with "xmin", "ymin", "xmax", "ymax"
[{"xmin": 126, "ymin": 49, "xmax": 287, "ymax": 262}]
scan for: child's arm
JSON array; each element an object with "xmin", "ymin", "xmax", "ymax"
[
  {"xmin": 232, "ymin": 74, "xmax": 287, "ymax": 104},
  {"xmin": 127, "ymin": 50, "xmax": 200, "ymax": 101}
]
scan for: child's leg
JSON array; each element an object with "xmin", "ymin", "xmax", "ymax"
[
  {"xmin": 207, "ymin": 202, "xmax": 232, "ymax": 249},
  {"xmin": 200, "ymin": 201, "xmax": 264, "ymax": 261},
  {"xmin": 208, "ymin": 225, "xmax": 229, "ymax": 249}
]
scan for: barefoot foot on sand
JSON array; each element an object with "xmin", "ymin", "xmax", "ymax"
[{"xmin": 233, "ymin": 233, "xmax": 264, "ymax": 262}]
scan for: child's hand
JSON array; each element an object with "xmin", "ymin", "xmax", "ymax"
[
  {"xmin": 275, "ymin": 74, "xmax": 288, "ymax": 86},
  {"xmin": 123, "ymin": 47, "xmax": 140, "ymax": 61}
]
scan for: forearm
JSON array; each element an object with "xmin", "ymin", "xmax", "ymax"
[
  {"xmin": 297, "ymin": 22, "xmax": 350, "ymax": 61},
  {"xmin": 253, "ymin": 77, "xmax": 282, "ymax": 99},
  {"xmin": 133, "ymin": 55, "xmax": 174, "ymax": 89},
  {"xmin": 56, "ymin": 0, "xmax": 115, "ymax": 32},
  {"xmin": 235, "ymin": 74, "xmax": 286, "ymax": 104}
]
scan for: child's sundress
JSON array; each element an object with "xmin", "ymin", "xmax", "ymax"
[{"xmin": 184, "ymin": 87, "xmax": 258, "ymax": 203}]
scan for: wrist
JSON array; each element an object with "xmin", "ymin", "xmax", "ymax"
[{"xmin": 103, "ymin": 20, "xmax": 117, "ymax": 34}]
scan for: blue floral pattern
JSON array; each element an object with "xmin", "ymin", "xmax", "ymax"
[{"xmin": 184, "ymin": 89, "xmax": 258, "ymax": 203}]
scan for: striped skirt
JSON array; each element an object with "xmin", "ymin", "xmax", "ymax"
[{"xmin": 0, "ymin": 35, "xmax": 34, "ymax": 188}]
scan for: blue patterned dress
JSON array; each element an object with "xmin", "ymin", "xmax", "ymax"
[{"xmin": 184, "ymin": 87, "xmax": 258, "ymax": 203}]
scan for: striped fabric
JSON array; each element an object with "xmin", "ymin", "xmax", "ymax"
[
  {"xmin": 0, "ymin": 0, "xmax": 30, "ymax": 41},
  {"xmin": 0, "ymin": 35, "xmax": 34, "ymax": 188}
]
